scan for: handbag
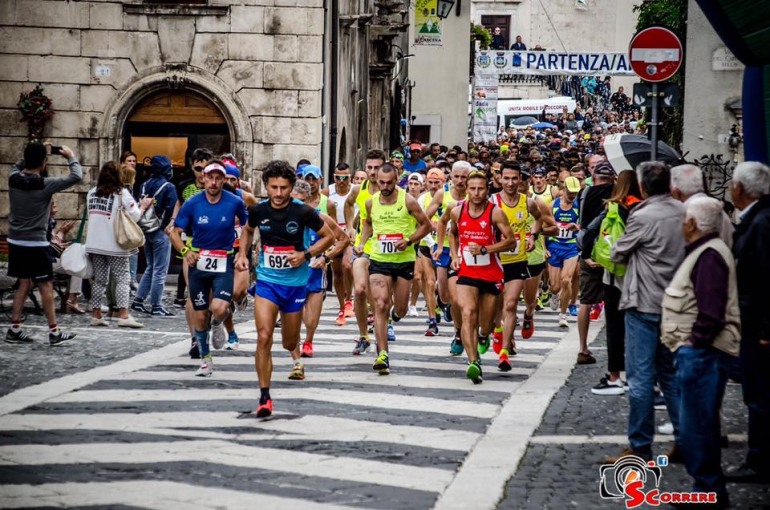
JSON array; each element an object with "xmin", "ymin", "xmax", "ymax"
[
  {"xmin": 137, "ymin": 181, "xmax": 169, "ymax": 233},
  {"xmin": 115, "ymin": 192, "xmax": 145, "ymax": 250},
  {"xmin": 60, "ymin": 206, "xmax": 93, "ymax": 279}
]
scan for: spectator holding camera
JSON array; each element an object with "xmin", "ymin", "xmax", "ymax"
[{"xmin": 5, "ymin": 141, "xmax": 82, "ymax": 345}]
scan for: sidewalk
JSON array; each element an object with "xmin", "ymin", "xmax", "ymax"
[{"xmin": 498, "ymin": 329, "xmax": 770, "ymax": 509}]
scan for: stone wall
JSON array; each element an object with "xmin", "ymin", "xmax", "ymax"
[{"xmin": 0, "ymin": 0, "xmax": 326, "ymax": 232}]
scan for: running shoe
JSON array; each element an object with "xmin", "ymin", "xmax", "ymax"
[
  {"xmin": 49, "ymin": 330, "xmax": 76, "ymax": 346},
  {"xmin": 590, "ymin": 303, "xmax": 603, "ymax": 321},
  {"xmin": 372, "ymin": 350, "xmax": 389, "ymax": 373},
  {"xmin": 466, "ymin": 360, "xmax": 483, "ymax": 384},
  {"xmin": 492, "ymin": 328, "xmax": 503, "ymax": 354},
  {"xmin": 189, "ymin": 338, "xmax": 200, "ymax": 359},
  {"xmin": 344, "ymin": 300, "xmax": 354, "ymax": 317},
  {"xmin": 477, "ymin": 335, "xmax": 491, "ymax": 355},
  {"xmin": 521, "ymin": 313, "xmax": 535, "ymax": 340},
  {"xmin": 352, "ymin": 337, "xmax": 370, "ymax": 355},
  {"xmin": 210, "ymin": 322, "xmax": 227, "ymax": 350},
  {"xmin": 151, "ymin": 306, "xmax": 175, "ymax": 318},
  {"xmin": 568, "ymin": 304, "xmax": 578, "ymax": 316},
  {"xmin": 173, "ymin": 297, "xmax": 186, "ymax": 308},
  {"xmin": 591, "ymin": 375, "xmax": 625, "ymax": 395},
  {"xmin": 498, "ymin": 349, "xmax": 512, "ymax": 372},
  {"xmin": 130, "ymin": 301, "xmax": 150, "ymax": 314},
  {"xmin": 538, "ymin": 292, "xmax": 550, "ymax": 309},
  {"xmin": 450, "ymin": 337, "xmax": 464, "ymax": 356},
  {"xmin": 226, "ymin": 330, "xmax": 239, "ymax": 350},
  {"xmin": 335, "ymin": 310, "xmax": 347, "ymax": 326},
  {"xmin": 442, "ymin": 304, "xmax": 452, "ymax": 323},
  {"xmin": 407, "ymin": 305, "xmax": 419, "ymax": 317},
  {"xmin": 288, "ymin": 361, "xmax": 305, "ymax": 380},
  {"xmin": 425, "ymin": 322, "xmax": 439, "ymax": 336},
  {"xmin": 117, "ymin": 316, "xmax": 144, "ymax": 328},
  {"xmin": 256, "ymin": 398, "xmax": 273, "ymax": 418},
  {"xmin": 5, "ymin": 329, "xmax": 33, "ymax": 344},
  {"xmin": 434, "ymin": 307, "xmax": 442, "ymax": 324},
  {"xmin": 549, "ymin": 293, "xmax": 560, "ymax": 311},
  {"xmin": 90, "ymin": 317, "xmax": 110, "ymax": 327},
  {"xmin": 387, "ymin": 322, "xmax": 396, "ymax": 342},
  {"xmin": 558, "ymin": 314, "xmax": 569, "ymax": 328},
  {"xmin": 301, "ymin": 341, "xmax": 313, "ymax": 358},
  {"xmin": 195, "ymin": 358, "xmax": 213, "ymax": 377},
  {"xmin": 235, "ymin": 295, "xmax": 249, "ymax": 313}
]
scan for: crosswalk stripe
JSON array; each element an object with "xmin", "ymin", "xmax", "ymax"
[{"xmin": 0, "ymin": 441, "xmax": 456, "ymax": 491}]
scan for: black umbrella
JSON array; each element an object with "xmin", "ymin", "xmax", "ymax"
[
  {"xmin": 510, "ymin": 116, "xmax": 539, "ymax": 127},
  {"xmin": 603, "ymin": 134, "xmax": 683, "ymax": 173}
]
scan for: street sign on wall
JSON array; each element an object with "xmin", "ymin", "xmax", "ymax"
[{"xmin": 628, "ymin": 27, "xmax": 683, "ymax": 82}]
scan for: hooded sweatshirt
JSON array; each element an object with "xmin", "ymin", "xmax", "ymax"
[{"xmin": 140, "ymin": 155, "xmax": 178, "ymax": 230}]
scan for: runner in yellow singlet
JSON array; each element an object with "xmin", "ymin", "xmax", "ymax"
[
  {"xmin": 530, "ymin": 167, "xmax": 558, "ymax": 309},
  {"xmin": 357, "ymin": 163, "xmax": 432, "ymax": 374}
]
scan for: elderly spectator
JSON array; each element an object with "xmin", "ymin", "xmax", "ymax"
[
  {"xmin": 5, "ymin": 142, "xmax": 81, "ymax": 345},
  {"xmin": 490, "ymin": 27, "xmax": 506, "ymax": 50},
  {"xmin": 130, "ymin": 155, "xmax": 178, "ymax": 317},
  {"xmin": 86, "ymin": 161, "xmax": 152, "ymax": 329},
  {"xmin": 670, "ymin": 164, "xmax": 734, "ymax": 248},
  {"xmin": 605, "ymin": 161, "xmax": 686, "ymax": 464},
  {"xmin": 662, "ymin": 196, "xmax": 740, "ymax": 508},
  {"xmin": 727, "ymin": 161, "xmax": 770, "ymax": 484}
]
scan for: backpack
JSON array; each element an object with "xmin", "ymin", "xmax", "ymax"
[
  {"xmin": 137, "ymin": 181, "xmax": 169, "ymax": 233},
  {"xmin": 591, "ymin": 202, "xmax": 627, "ymax": 277}
]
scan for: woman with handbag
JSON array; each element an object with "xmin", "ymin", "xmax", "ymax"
[{"xmin": 86, "ymin": 161, "xmax": 152, "ymax": 328}]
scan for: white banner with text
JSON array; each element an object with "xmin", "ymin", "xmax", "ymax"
[{"xmin": 475, "ymin": 51, "xmax": 636, "ymax": 76}]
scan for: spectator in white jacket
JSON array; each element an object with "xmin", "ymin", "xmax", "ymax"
[{"xmin": 86, "ymin": 161, "xmax": 152, "ymax": 328}]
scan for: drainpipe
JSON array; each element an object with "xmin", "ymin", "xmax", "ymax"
[{"xmin": 327, "ymin": 0, "xmax": 340, "ymax": 180}]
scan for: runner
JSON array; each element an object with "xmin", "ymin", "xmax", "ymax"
[
  {"xmin": 344, "ymin": 150, "xmax": 386, "ymax": 354},
  {"xmin": 449, "ymin": 170, "xmax": 516, "ymax": 383},
  {"xmin": 290, "ymin": 180, "xmax": 349, "ymax": 364},
  {"xmin": 406, "ymin": 173, "xmax": 426, "ymax": 318},
  {"xmin": 433, "ymin": 162, "xmax": 471, "ymax": 355},
  {"xmin": 417, "ymin": 168, "xmax": 448, "ymax": 336},
  {"xmin": 324, "ymin": 162, "xmax": 355, "ymax": 325},
  {"xmin": 529, "ymin": 167, "xmax": 558, "ymax": 309},
  {"xmin": 169, "ymin": 161, "xmax": 248, "ymax": 377},
  {"xmin": 546, "ymin": 176, "xmax": 582, "ymax": 328},
  {"xmin": 356, "ymin": 163, "xmax": 433, "ymax": 374},
  {"xmin": 236, "ymin": 160, "xmax": 335, "ymax": 418},
  {"xmin": 490, "ymin": 161, "xmax": 551, "ymax": 370}
]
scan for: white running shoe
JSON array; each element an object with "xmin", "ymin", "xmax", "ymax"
[
  {"xmin": 550, "ymin": 293, "xmax": 560, "ymax": 312},
  {"xmin": 407, "ymin": 305, "xmax": 419, "ymax": 317},
  {"xmin": 657, "ymin": 422, "xmax": 674, "ymax": 435},
  {"xmin": 558, "ymin": 314, "xmax": 569, "ymax": 328},
  {"xmin": 195, "ymin": 359, "xmax": 213, "ymax": 377},
  {"xmin": 210, "ymin": 322, "xmax": 227, "ymax": 350},
  {"xmin": 117, "ymin": 316, "xmax": 144, "ymax": 328}
]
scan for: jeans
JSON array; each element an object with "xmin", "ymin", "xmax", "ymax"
[
  {"xmin": 135, "ymin": 229, "xmax": 171, "ymax": 308},
  {"xmin": 625, "ymin": 309, "xmax": 681, "ymax": 456},
  {"xmin": 603, "ymin": 284, "xmax": 625, "ymax": 373},
  {"xmin": 676, "ymin": 344, "xmax": 732, "ymax": 499},
  {"xmin": 129, "ymin": 252, "xmax": 138, "ymax": 283}
]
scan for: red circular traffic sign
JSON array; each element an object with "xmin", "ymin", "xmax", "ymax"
[{"xmin": 629, "ymin": 27, "xmax": 683, "ymax": 82}]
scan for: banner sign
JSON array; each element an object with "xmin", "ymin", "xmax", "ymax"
[
  {"xmin": 414, "ymin": 0, "xmax": 442, "ymax": 46},
  {"xmin": 475, "ymin": 51, "xmax": 636, "ymax": 76},
  {"xmin": 497, "ymin": 97, "xmax": 577, "ymax": 116},
  {"xmin": 472, "ymin": 76, "xmax": 499, "ymax": 142}
]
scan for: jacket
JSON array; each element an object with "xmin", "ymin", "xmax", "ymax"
[
  {"xmin": 611, "ymin": 194, "xmax": 685, "ymax": 314},
  {"xmin": 661, "ymin": 237, "xmax": 740, "ymax": 356},
  {"xmin": 733, "ymin": 195, "xmax": 770, "ymax": 342},
  {"xmin": 140, "ymin": 176, "xmax": 178, "ymax": 230},
  {"xmin": 85, "ymin": 188, "xmax": 143, "ymax": 256}
]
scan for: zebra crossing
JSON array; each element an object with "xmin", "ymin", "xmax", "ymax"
[{"xmin": 0, "ymin": 301, "xmax": 582, "ymax": 509}]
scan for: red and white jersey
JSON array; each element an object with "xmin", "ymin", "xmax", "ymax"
[{"xmin": 457, "ymin": 201, "xmax": 503, "ymax": 282}]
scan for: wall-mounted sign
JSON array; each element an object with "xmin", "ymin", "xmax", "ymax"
[
  {"xmin": 475, "ymin": 51, "xmax": 635, "ymax": 76},
  {"xmin": 712, "ymin": 47, "xmax": 742, "ymax": 72},
  {"xmin": 415, "ymin": 0, "xmax": 442, "ymax": 46}
]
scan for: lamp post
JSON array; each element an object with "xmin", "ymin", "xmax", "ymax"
[{"xmin": 436, "ymin": 0, "xmax": 455, "ymax": 19}]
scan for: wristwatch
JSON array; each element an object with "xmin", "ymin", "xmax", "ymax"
[
  {"xmin": 406, "ymin": 238, "xmax": 413, "ymax": 247},
  {"xmin": 480, "ymin": 246, "xmax": 488, "ymax": 256},
  {"xmin": 532, "ymin": 232, "xmax": 540, "ymax": 240},
  {"xmin": 180, "ymin": 246, "xmax": 190, "ymax": 256},
  {"xmin": 304, "ymin": 251, "xmax": 313, "ymax": 261}
]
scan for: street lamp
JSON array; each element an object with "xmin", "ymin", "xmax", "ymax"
[{"xmin": 436, "ymin": 0, "xmax": 455, "ymax": 19}]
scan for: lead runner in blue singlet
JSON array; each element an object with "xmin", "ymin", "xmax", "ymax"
[{"xmin": 236, "ymin": 160, "xmax": 335, "ymax": 419}]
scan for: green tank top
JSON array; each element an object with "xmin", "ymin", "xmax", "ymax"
[
  {"xmin": 526, "ymin": 212, "xmax": 546, "ymax": 265},
  {"xmin": 355, "ymin": 180, "xmax": 374, "ymax": 255},
  {"xmin": 370, "ymin": 188, "xmax": 417, "ymax": 263}
]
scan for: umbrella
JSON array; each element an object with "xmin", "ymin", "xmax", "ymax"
[
  {"xmin": 510, "ymin": 116, "xmax": 539, "ymax": 127},
  {"xmin": 532, "ymin": 121, "xmax": 555, "ymax": 129},
  {"xmin": 603, "ymin": 133, "xmax": 683, "ymax": 173}
]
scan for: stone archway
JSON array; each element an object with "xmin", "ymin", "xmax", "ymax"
[{"xmin": 99, "ymin": 64, "xmax": 253, "ymax": 176}]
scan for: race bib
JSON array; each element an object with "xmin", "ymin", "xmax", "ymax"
[
  {"xmin": 557, "ymin": 222, "xmax": 574, "ymax": 239},
  {"xmin": 196, "ymin": 250, "xmax": 228, "ymax": 273},
  {"xmin": 462, "ymin": 247, "xmax": 490, "ymax": 266},
  {"xmin": 378, "ymin": 233, "xmax": 403, "ymax": 254},
  {"xmin": 263, "ymin": 245, "xmax": 294, "ymax": 270},
  {"xmin": 504, "ymin": 233, "xmax": 522, "ymax": 255}
]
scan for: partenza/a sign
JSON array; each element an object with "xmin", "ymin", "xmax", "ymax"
[{"xmin": 475, "ymin": 51, "xmax": 636, "ymax": 76}]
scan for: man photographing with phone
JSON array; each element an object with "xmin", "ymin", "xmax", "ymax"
[{"xmin": 5, "ymin": 141, "xmax": 83, "ymax": 345}]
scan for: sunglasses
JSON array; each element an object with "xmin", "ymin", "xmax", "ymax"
[
  {"xmin": 193, "ymin": 165, "xmax": 205, "ymax": 172},
  {"xmin": 334, "ymin": 174, "xmax": 349, "ymax": 180}
]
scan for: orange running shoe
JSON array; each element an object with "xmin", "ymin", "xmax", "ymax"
[
  {"xmin": 344, "ymin": 300, "xmax": 354, "ymax": 318},
  {"xmin": 492, "ymin": 328, "xmax": 503, "ymax": 354},
  {"xmin": 301, "ymin": 341, "xmax": 313, "ymax": 358},
  {"xmin": 521, "ymin": 313, "xmax": 535, "ymax": 340},
  {"xmin": 256, "ymin": 399, "xmax": 273, "ymax": 418},
  {"xmin": 498, "ymin": 349, "xmax": 512, "ymax": 372},
  {"xmin": 336, "ymin": 310, "xmax": 347, "ymax": 326}
]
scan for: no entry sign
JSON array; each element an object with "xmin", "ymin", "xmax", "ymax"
[{"xmin": 629, "ymin": 27, "xmax": 683, "ymax": 82}]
